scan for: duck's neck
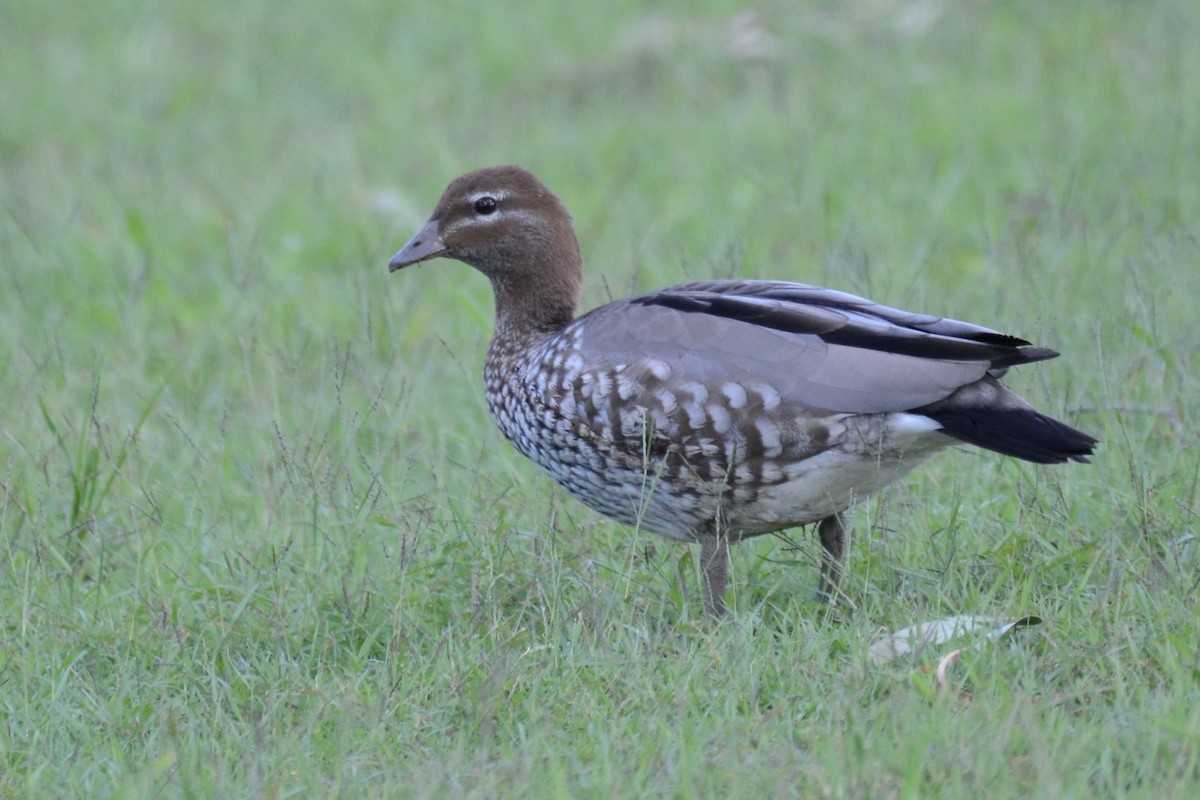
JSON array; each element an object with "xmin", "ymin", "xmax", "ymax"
[
  {"xmin": 484, "ymin": 274, "xmax": 577, "ymax": 400},
  {"xmin": 486, "ymin": 235, "xmax": 583, "ymax": 350}
]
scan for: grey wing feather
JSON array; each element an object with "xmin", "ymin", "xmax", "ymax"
[{"xmin": 571, "ymin": 280, "xmax": 1054, "ymax": 414}]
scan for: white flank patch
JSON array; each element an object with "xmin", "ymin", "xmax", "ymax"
[
  {"xmin": 889, "ymin": 413, "xmax": 944, "ymax": 438},
  {"xmin": 721, "ymin": 382, "xmax": 748, "ymax": 409},
  {"xmin": 706, "ymin": 402, "xmax": 732, "ymax": 434},
  {"xmin": 749, "ymin": 382, "xmax": 782, "ymax": 411},
  {"xmin": 754, "ymin": 418, "xmax": 783, "ymax": 458},
  {"xmin": 677, "ymin": 380, "xmax": 709, "ymax": 405},
  {"xmin": 619, "ymin": 407, "xmax": 645, "ymax": 435},
  {"xmin": 657, "ymin": 389, "xmax": 678, "ymax": 414},
  {"xmin": 595, "ymin": 371, "xmax": 613, "ymax": 399},
  {"xmin": 644, "ymin": 357, "xmax": 671, "ymax": 381},
  {"xmin": 683, "ymin": 400, "xmax": 707, "ymax": 430},
  {"xmin": 759, "ymin": 461, "xmax": 783, "ymax": 483}
]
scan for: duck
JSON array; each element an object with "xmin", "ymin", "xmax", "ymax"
[{"xmin": 388, "ymin": 165, "xmax": 1096, "ymax": 616}]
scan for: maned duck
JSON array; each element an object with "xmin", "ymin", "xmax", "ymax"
[{"xmin": 389, "ymin": 165, "xmax": 1096, "ymax": 616}]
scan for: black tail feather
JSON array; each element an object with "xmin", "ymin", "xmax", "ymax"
[{"xmin": 927, "ymin": 409, "xmax": 1098, "ymax": 464}]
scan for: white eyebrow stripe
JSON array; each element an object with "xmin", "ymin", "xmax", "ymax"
[
  {"xmin": 468, "ymin": 189, "xmax": 509, "ymax": 203},
  {"xmin": 442, "ymin": 206, "xmax": 540, "ymax": 235}
]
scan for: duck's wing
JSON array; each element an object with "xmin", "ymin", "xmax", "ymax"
[
  {"xmin": 557, "ymin": 280, "xmax": 1094, "ymax": 464},
  {"xmin": 570, "ymin": 279, "xmax": 1055, "ymax": 415},
  {"xmin": 640, "ymin": 280, "xmax": 1059, "ymax": 369}
]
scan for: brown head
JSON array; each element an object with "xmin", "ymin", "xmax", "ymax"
[{"xmin": 389, "ymin": 165, "xmax": 584, "ymax": 335}]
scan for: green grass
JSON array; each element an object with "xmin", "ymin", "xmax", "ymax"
[{"xmin": 3, "ymin": 0, "xmax": 1199, "ymax": 796}]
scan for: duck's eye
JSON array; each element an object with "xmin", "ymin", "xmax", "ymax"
[{"xmin": 473, "ymin": 196, "xmax": 498, "ymax": 215}]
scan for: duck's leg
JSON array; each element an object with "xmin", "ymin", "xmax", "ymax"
[
  {"xmin": 699, "ymin": 535, "xmax": 729, "ymax": 617},
  {"xmin": 817, "ymin": 512, "xmax": 847, "ymax": 601}
]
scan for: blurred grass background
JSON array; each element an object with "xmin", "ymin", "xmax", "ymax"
[{"xmin": 2, "ymin": 0, "xmax": 1198, "ymax": 797}]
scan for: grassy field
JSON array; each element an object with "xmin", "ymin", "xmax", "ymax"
[{"xmin": 3, "ymin": 0, "xmax": 1199, "ymax": 796}]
